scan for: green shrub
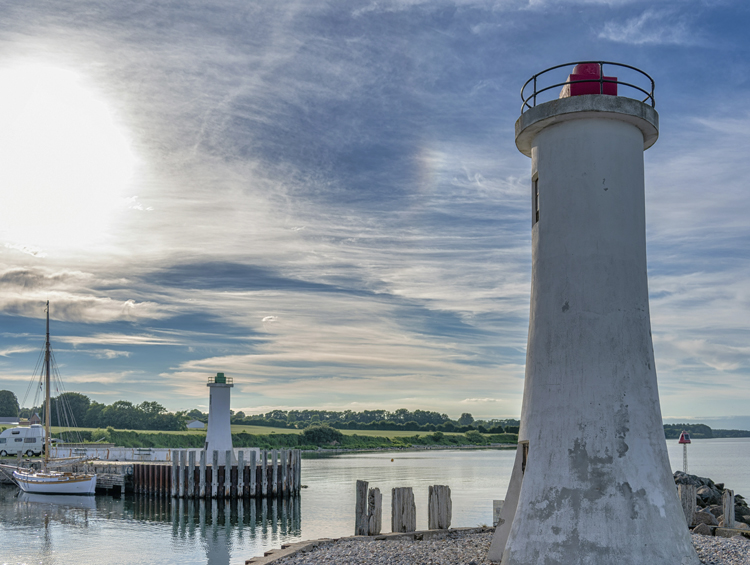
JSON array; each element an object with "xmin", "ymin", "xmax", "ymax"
[
  {"xmin": 464, "ymin": 430, "xmax": 487, "ymax": 445},
  {"xmin": 301, "ymin": 424, "xmax": 344, "ymax": 445}
]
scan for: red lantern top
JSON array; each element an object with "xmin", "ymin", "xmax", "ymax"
[
  {"xmin": 560, "ymin": 63, "xmax": 618, "ymax": 98},
  {"xmin": 678, "ymin": 431, "xmax": 691, "ymax": 444}
]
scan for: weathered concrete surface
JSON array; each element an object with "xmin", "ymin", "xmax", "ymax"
[
  {"xmin": 493, "ymin": 500, "xmax": 505, "ymax": 527},
  {"xmin": 493, "ymin": 94, "xmax": 699, "ymax": 565},
  {"xmin": 515, "ymin": 95, "xmax": 659, "ymax": 156},
  {"xmin": 487, "ymin": 445, "xmax": 523, "ymax": 561}
]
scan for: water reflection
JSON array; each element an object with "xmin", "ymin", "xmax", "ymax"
[
  {"xmin": 128, "ymin": 495, "xmax": 302, "ymax": 565},
  {"xmin": 0, "ymin": 484, "xmax": 301, "ymax": 565}
]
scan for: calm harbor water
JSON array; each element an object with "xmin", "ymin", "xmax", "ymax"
[{"xmin": 1, "ymin": 439, "xmax": 748, "ymax": 565}]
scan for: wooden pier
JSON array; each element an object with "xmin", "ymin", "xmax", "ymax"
[{"xmin": 132, "ymin": 449, "xmax": 301, "ymax": 498}]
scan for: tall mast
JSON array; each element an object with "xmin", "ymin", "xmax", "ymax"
[{"xmin": 44, "ymin": 301, "xmax": 51, "ymax": 469}]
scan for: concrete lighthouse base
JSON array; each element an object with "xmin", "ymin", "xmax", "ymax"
[{"xmin": 489, "ymin": 94, "xmax": 699, "ymax": 565}]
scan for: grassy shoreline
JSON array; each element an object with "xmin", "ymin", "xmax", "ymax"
[{"xmin": 45, "ymin": 425, "xmax": 518, "ymax": 451}]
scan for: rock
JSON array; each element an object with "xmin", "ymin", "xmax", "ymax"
[
  {"xmin": 708, "ymin": 505, "xmax": 724, "ymax": 518},
  {"xmin": 736, "ymin": 505, "xmax": 750, "ymax": 518},
  {"xmin": 734, "ymin": 522, "xmax": 750, "ymax": 530},
  {"xmin": 697, "ymin": 486, "xmax": 722, "ymax": 506},
  {"xmin": 692, "ymin": 523, "xmax": 712, "ymax": 536},
  {"xmin": 694, "ymin": 510, "xmax": 719, "ymax": 527},
  {"xmin": 715, "ymin": 527, "xmax": 750, "ymax": 540}
]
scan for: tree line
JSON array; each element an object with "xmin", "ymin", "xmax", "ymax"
[
  {"xmin": 663, "ymin": 423, "xmax": 750, "ymax": 439},
  {"xmin": 192, "ymin": 407, "xmax": 521, "ymax": 434},
  {"xmin": 1, "ymin": 391, "xmax": 184, "ymax": 431},
  {"xmin": 3, "ymin": 389, "xmax": 748, "ymax": 438}
]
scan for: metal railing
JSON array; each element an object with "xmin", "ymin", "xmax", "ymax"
[
  {"xmin": 207, "ymin": 375, "xmax": 233, "ymax": 384},
  {"xmin": 521, "ymin": 61, "xmax": 655, "ymax": 114}
]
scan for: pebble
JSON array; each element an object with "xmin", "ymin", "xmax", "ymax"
[{"xmin": 273, "ymin": 531, "xmax": 750, "ymax": 565}]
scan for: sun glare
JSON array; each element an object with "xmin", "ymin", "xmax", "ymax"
[{"xmin": 0, "ymin": 63, "xmax": 137, "ymax": 253}]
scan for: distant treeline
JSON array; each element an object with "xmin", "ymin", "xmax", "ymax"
[
  {"xmin": 190, "ymin": 408, "xmax": 521, "ymax": 435},
  {"xmin": 17, "ymin": 392, "xmax": 185, "ymax": 431},
  {"xmin": 54, "ymin": 425, "xmax": 519, "ymax": 450},
  {"xmin": 4, "ymin": 388, "xmax": 749, "ymax": 439},
  {"xmin": 664, "ymin": 423, "xmax": 750, "ymax": 439}
]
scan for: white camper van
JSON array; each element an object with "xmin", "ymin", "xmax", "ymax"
[{"xmin": 0, "ymin": 424, "xmax": 45, "ymax": 457}]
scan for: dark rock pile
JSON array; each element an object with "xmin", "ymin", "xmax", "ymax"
[{"xmin": 674, "ymin": 471, "xmax": 750, "ymax": 530}]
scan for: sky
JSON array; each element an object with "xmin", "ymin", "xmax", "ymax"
[{"xmin": 0, "ymin": 0, "xmax": 748, "ymax": 425}]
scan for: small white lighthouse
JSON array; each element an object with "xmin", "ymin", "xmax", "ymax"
[
  {"xmin": 489, "ymin": 63, "xmax": 699, "ymax": 564},
  {"xmin": 205, "ymin": 372, "xmax": 234, "ymax": 457}
]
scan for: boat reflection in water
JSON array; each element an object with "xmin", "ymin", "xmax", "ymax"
[
  {"xmin": 19, "ymin": 492, "xmax": 97, "ymax": 510},
  {"xmin": 129, "ymin": 495, "xmax": 302, "ymax": 565}
]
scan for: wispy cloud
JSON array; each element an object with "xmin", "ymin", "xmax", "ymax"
[
  {"xmin": 59, "ymin": 333, "xmax": 183, "ymax": 347},
  {"xmin": 599, "ymin": 8, "xmax": 699, "ymax": 45},
  {"xmin": 0, "ymin": 346, "xmax": 36, "ymax": 357}
]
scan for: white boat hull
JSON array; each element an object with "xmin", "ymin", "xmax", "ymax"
[{"xmin": 13, "ymin": 470, "xmax": 97, "ymax": 495}]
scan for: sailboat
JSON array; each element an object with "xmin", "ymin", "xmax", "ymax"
[{"xmin": 11, "ymin": 302, "xmax": 97, "ymax": 495}]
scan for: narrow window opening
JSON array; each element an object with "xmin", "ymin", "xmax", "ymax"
[
  {"xmin": 533, "ymin": 178, "xmax": 539, "ymax": 224},
  {"xmin": 521, "ymin": 441, "xmax": 529, "ymax": 474}
]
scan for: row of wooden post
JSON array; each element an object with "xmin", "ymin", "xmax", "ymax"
[
  {"xmin": 133, "ymin": 449, "xmax": 301, "ymax": 498},
  {"xmin": 678, "ymin": 483, "xmax": 735, "ymax": 528},
  {"xmin": 354, "ymin": 481, "xmax": 452, "ymax": 535}
]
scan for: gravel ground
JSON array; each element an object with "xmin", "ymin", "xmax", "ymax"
[
  {"xmin": 274, "ymin": 531, "xmax": 750, "ymax": 565},
  {"xmin": 693, "ymin": 533, "xmax": 750, "ymax": 565}
]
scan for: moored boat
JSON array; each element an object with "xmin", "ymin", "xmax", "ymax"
[
  {"xmin": 13, "ymin": 468, "xmax": 96, "ymax": 495},
  {"xmin": 11, "ymin": 301, "xmax": 97, "ymax": 495}
]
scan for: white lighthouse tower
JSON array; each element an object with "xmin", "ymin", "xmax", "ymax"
[
  {"xmin": 489, "ymin": 63, "xmax": 699, "ymax": 564},
  {"xmin": 205, "ymin": 372, "xmax": 234, "ymax": 457}
]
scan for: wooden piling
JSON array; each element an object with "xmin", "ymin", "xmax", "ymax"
[
  {"xmin": 428, "ymin": 485, "xmax": 452, "ymax": 530},
  {"xmin": 368, "ymin": 487, "xmax": 382, "ymax": 535},
  {"xmin": 250, "ymin": 450, "xmax": 257, "ymax": 497},
  {"xmin": 723, "ymin": 489, "xmax": 735, "ymax": 527},
  {"xmin": 296, "ymin": 450, "xmax": 302, "ymax": 491},
  {"xmin": 238, "ymin": 450, "xmax": 245, "ymax": 498},
  {"xmin": 211, "ymin": 450, "xmax": 219, "ymax": 498},
  {"xmin": 199, "ymin": 450, "xmax": 206, "ymax": 498},
  {"xmin": 678, "ymin": 484, "xmax": 696, "ymax": 527},
  {"xmin": 261, "ymin": 450, "xmax": 268, "ymax": 497},
  {"xmin": 271, "ymin": 449, "xmax": 278, "ymax": 496},
  {"xmin": 281, "ymin": 449, "xmax": 289, "ymax": 496},
  {"xmin": 179, "ymin": 451, "xmax": 186, "ymax": 498},
  {"xmin": 355, "ymin": 480, "xmax": 369, "ymax": 535},
  {"xmin": 160, "ymin": 463, "xmax": 166, "ymax": 497},
  {"xmin": 171, "ymin": 451, "xmax": 179, "ymax": 497},
  {"xmin": 392, "ymin": 487, "xmax": 416, "ymax": 533},
  {"xmin": 188, "ymin": 451, "xmax": 195, "ymax": 498},
  {"xmin": 224, "ymin": 450, "xmax": 232, "ymax": 498}
]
